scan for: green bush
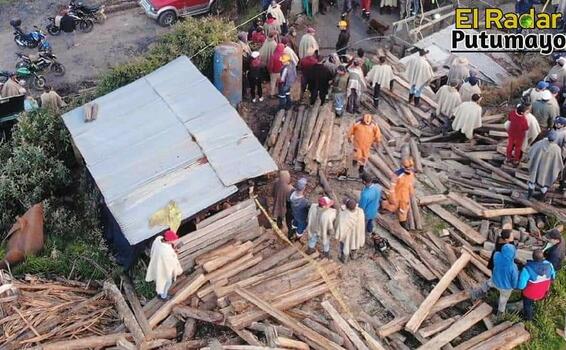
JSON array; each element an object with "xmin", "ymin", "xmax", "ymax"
[{"xmin": 97, "ymin": 16, "xmax": 236, "ymax": 96}]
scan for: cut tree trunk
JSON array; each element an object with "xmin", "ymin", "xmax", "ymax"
[
  {"xmin": 321, "ymin": 301, "xmax": 369, "ymax": 350},
  {"xmin": 467, "ymin": 322, "xmax": 530, "ymax": 350},
  {"xmin": 103, "ymin": 281, "xmax": 145, "ymax": 345},
  {"xmin": 453, "ymin": 321, "xmax": 513, "ymax": 350},
  {"xmin": 427, "ymin": 205, "xmax": 486, "ymax": 244}
]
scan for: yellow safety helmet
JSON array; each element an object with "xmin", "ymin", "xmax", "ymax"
[
  {"xmin": 338, "ymin": 20, "xmax": 348, "ymax": 29},
  {"xmin": 280, "ymin": 54, "xmax": 291, "ymax": 64}
]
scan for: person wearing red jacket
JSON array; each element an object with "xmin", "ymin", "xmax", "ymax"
[
  {"xmin": 517, "ymin": 249, "xmax": 555, "ymax": 320},
  {"xmin": 506, "ymin": 104, "xmax": 530, "ymax": 166},
  {"xmin": 299, "ymin": 51, "xmax": 319, "ymax": 101},
  {"xmin": 361, "ymin": 0, "xmax": 372, "ymax": 19},
  {"xmin": 267, "ymin": 43, "xmax": 285, "ymax": 98}
]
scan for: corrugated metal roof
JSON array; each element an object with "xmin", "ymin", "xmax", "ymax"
[
  {"xmin": 400, "ymin": 25, "xmax": 512, "ymax": 85},
  {"xmin": 62, "ymin": 56, "xmax": 277, "ymax": 244}
]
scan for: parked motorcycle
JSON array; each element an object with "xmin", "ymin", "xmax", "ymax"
[
  {"xmin": 15, "ymin": 52, "xmax": 65, "ymax": 77},
  {"xmin": 45, "ymin": 13, "xmax": 94, "ymax": 36},
  {"xmin": 0, "ymin": 67, "xmax": 46, "ymax": 91},
  {"xmin": 10, "ymin": 19, "xmax": 51, "ymax": 51},
  {"xmin": 69, "ymin": 0, "xmax": 106, "ymax": 24}
]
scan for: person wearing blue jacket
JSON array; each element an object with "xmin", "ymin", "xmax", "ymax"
[
  {"xmin": 518, "ymin": 249, "xmax": 556, "ymax": 320},
  {"xmin": 358, "ymin": 172, "xmax": 382, "ymax": 235},
  {"xmin": 471, "ymin": 243, "xmax": 519, "ymax": 316}
]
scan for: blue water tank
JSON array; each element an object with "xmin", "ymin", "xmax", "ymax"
[{"xmin": 213, "ymin": 43, "xmax": 242, "ymax": 107}]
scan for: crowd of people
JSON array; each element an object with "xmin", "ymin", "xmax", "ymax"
[{"xmin": 1, "ymin": 72, "xmax": 67, "ymax": 114}]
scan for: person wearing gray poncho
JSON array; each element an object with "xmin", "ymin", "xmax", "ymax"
[
  {"xmin": 532, "ymin": 90, "xmax": 561, "ymax": 131},
  {"xmin": 528, "ymin": 130, "xmax": 564, "ymax": 200}
]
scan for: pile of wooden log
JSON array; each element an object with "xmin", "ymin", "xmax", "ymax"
[
  {"xmin": 0, "ymin": 276, "xmax": 122, "ymax": 349},
  {"xmin": 265, "ymin": 102, "xmax": 355, "ymax": 175}
]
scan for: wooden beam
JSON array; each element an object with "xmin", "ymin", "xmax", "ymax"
[
  {"xmin": 481, "ymin": 208, "xmax": 538, "ymax": 218},
  {"xmin": 418, "ymin": 195, "xmax": 449, "ymax": 206},
  {"xmin": 418, "ymin": 316, "xmax": 460, "ymax": 339},
  {"xmin": 322, "ymin": 301, "xmax": 369, "ymax": 350},
  {"xmin": 121, "ymin": 275, "xmax": 152, "ymax": 338},
  {"xmin": 103, "ymin": 281, "xmax": 145, "ymax": 345},
  {"xmin": 467, "ymin": 323, "xmax": 530, "ymax": 350},
  {"xmin": 303, "ymin": 318, "xmax": 345, "ymax": 346},
  {"xmin": 427, "ymin": 205, "xmax": 486, "ymax": 244},
  {"xmin": 417, "ymin": 303, "xmax": 493, "ymax": 350},
  {"xmin": 405, "ymin": 253, "xmax": 472, "ymax": 333},
  {"xmin": 173, "ymin": 305, "xmax": 224, "ymax": 324},
  {"xmin": 453, "ymin": 321, "xmax": 512, "ymax": 350},
  {"xmin": 235, "ymin": 288, "xmax": 344, "ymax": 350}
]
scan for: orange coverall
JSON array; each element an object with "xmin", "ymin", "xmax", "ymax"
[
  {"xmin": 382, "ymin": 171, "xmax": 415, "ymax": 222},
  {"xmin": 348, "ymin": 122, "xmax": 382, "ymax": 165}
]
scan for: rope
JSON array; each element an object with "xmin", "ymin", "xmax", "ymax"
[{"xmin": 252, "ymin": 196, "xmax": 374, "ymax": 341}]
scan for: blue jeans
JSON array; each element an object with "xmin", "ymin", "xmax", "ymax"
[
  {"xmin": 278, "ymin": 85, "xmax": 292, "ymax": 110},
  {"xmin": 412, "ymin": 0, "xmax": 420, "ymax": 15},
  {"xmin": 293, "ymin": 218, "xmax": 308, "ymax": 237},
  {"xmin": 308, "ymin": 233, "xmax": 330, "ymax": 252},
  {"xmin": 334, "ymin": 92, "xmax": 346, "ymax": 116},
  {"xmin": 410, "ymin": 84, "xmax": 423, "ymax": 97},
  {"xmin": 366, "ymin": 218, "xmax": 374, "ymax": 234}
]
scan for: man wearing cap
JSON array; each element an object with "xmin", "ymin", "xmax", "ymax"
[
  {"xmin": 435, "ymin": 80, "xmax": 462, "ymax": 128},
  {"xmin": 309, "ymin": 55, "xmax": 334, "ymax": 106},
  {"xmin": 382, "ymin": 158, "xmax": 415, "ymax": 229},
  {"xmin": 335, "ymin": 198, "xmax": 366, "ymax": 262},
  {"xmin": 336, "ymin": 20, "xmax": 350, "ymax": 63},
  {"xmin": 522, "ymin": 81, "xmax": 549, "ymax": 105},
  {"xmin": 289, "ymin": 178, "xmax": 311, "ymax": 240},
  {"xmin": 505, "ymin": 104, "xmax": 530, "ymax": 166},
  {"xmin": 546, "ymin": 56, "xmax": 566, "ymax": 90},
  {"xmin": 405, "ymin": 49, "xmax": 434, "ymax": 107},
  {"xmin": 278, "ymin": 53, "xmax": 297, "ymax": 110},
  {"xmin": 332, "ymin": 65, "xmax": 350, "ymax": 117},
  {"xmin": 459, "ymin": 76, "xmax": 481, "ymax": 102},
  {"xmin": 518, "ymin": 249, "xmax": 556, "ymax": 320},
  {"xmin": 532, "ymin": 90, "xmax": 560, "ymax": 133},
  {"xmin": 1, "ymin": 73, "xmax": 24, "ymax": 98},
  {"xmin": 248, "ymin": 51, "xmax": 264, "ymax": 103},
  {"xmin": 528, "ymin": 131, "xmax": 564, "ymax": 200},
  {"xmin": 544, "ymin": 228, "xmax": 565, "ymax": 270},
  {"xmin": 366, "ymin": 56, "xmax": 394, "ymax": 109},
  {"xmin": 306, "ymin": 196, "xmax": 337, "ymax": 257},
  {"xmin": 299, "ymin": 28, "xmax": 319, "ymax": 59},
  {"xmin": 145, "ymin": 230, "xmax": 183, "ymax": 300},
  {"xmin": 348, "ymin": 114, "xmax": 382, "ymax": 174},
  {"xmin": 452, "ymin": 93, "xmax": 483, "ymax": 140},
  {"xmin": 359, "ymin": 172, "xmax": 382, "ymax": 235},
  {"xmin": 447, "ymin": 56, "xmax": 470, "ymax": 86}
]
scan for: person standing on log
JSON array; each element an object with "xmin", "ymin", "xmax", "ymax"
[
  {"xmin": 333, "ymin": 65, "xmax": 350, "ymax": 117},
  {"xmin": 348, "ymin": 114, "xmax": 382, "ymax": 174},
  {"xmin": 366, "ymin": 56, "xmax": 394, "ymax": 109},
  {"xmin": 299, "ymin": 50, "xmax": 319, "ymax": 101},
  {"xmin": 543, "ymin": 228, "xmax": 565, "ymax": 271},
  {"xmin": 272, "ymin": 170, "xmax": 294, "ymax": 231},
  {"xmin": 336, "ymin": 20, "xmax": 350, "ymax": 63},
  {"xmin": 145, "ymin": 230, "xmax": 183, "ymax": 300},
  {"xmin": 451, "ymin": 93, "xmax": 483, "ymax": 141},
  {"xmin": 446, "ymin": 56, "xmax": 470, "ymax": 87},
  {"xmin": 487, "ymin": 229, "xmax": 514, "ymax": 271},
  {"xmin": 405, "ymin": 48, "xmax": 434, "ymax": 107},
  {"xmin": 470, "ymin": 243, "xmax": 519, "ymax": 317},
  {"xmin": 309, "ymin": 55, "xmax": 334, "ymax": 106},
  {"xmin": 381, "ymin": 158, "xmax": 415, "ymax": 230},
  {"xmin": 278, "ymin": 54, "xmax": 297, "ymax": 110},
  {"xmin": 346, "ymin": 59, "xmax": 366, "ymax": 113},
  {"xmin": 459, "ymin": 76, "xmax": 481, "ymax": 102},
  {"xmin": 289, "ymin": 178, "xmax": 311, "ymax": 240},
  {"xmin": 531, "ymin": 90, "xmax": 559, "ymax": 135},
  {"xmin": 359, "ymin": 172, "xmax": 382, "ymax": 235},
  {"xmin": 335, "ymin": 198, "xmax": 366, "ymax": 262},
  {"xmin": 299, "ymin": 27, "xmax": 319, "ymax": 59},
  {"xmin": 527, "ymin": 131, "xmax": 564, "ymax": 200},
  {"xmin": 268, "ymin": 43, "xmax": 285, "ymax": 99},
  {"xmin": 505, "ymin": 104, "xmax": 530, "ymax": 166},
  {"xmin": 518, "ymin": 249, "xmax": 555, "ymax": 321},
  {"xmin": 306, "ymin": 196, "xmax": 337, "ymax": 257},
  {"xmin": 434, "ymin": 80, "xmax": 461, "ymax": 128}
]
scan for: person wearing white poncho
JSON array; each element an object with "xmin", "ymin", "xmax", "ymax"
[
  {"xmin": 366, "ymin": 56, "xmax": 394, "ymax": 109},
  {"xmin": 459, "ymin": 76, "xmax": 482, "ymax": 102},
  {"xmin": 305, "ymin": 197, "xmax": 337, "ymax": 258},
  {"xmin": 435, "ymin": 80, "xmax": 462, "ymax": 119},
  {"xmin": 405, "ymin": 49, "xmax": 434, "ymax": 106},
  {"xmin": 145, "ymin": 230, "xmax": 183, "ymax": 300},
  {"xmin": 447, "ymin": 56, "xmax": 470, "ymax": 85},
  {"xmin": 335, "ymin": 199, "xmax": 366, "ymax": 263},
  {"xmin": 298, "ymin": 27, "xmax": 319, "ymax": 59},
  {"xmin": 452, "ymin": 94, "xmax": 483, "ymax": 140}
]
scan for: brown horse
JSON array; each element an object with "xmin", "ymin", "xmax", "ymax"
[{"xmin": 0, "ymin": 203, "xmax": 44, "ymax": 270}]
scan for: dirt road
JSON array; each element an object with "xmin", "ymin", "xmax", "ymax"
[{"xmin": 0, "ymin": 1, "xmax": 169, "ymax": 92}]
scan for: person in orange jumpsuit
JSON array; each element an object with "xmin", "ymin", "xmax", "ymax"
[
  {"xmin": 382, "ymin": 157, "xmax": 415, "ymax": 229},
  {"xmin": 348, "ymin": 114, "xmax": 382, "ymax": 175}
]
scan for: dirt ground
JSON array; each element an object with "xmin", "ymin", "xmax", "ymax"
[{"xmin": 0, "ymin": 1, "xmax": 168, "ymax": 92}]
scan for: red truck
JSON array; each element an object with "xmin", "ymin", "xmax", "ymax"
[{"xmin": 139, "ymin": 0, "xmax": 218, "ymax": 26}]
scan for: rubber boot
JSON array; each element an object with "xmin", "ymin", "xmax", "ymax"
[
  {"xmin": 306, "ymin": 247, "xmax": 316, "ymax": 255},
  {"xmin": 527, "ymin": 188, "xmax": 534, "ymax": 200},
  {"xmin": 408, "ymin": 93, "xmax": 414, "ymax": 103},
  {"xmin": 323, "ymin": 251, "xmax": 330, "ymax": 259},
  {"xmin": 400, "ymin": 220, "xmax": 410, "ymax": 230},
  {"xmin": 414, "ymin": 96, "xmax": 421, "ymax": 106},
  {"xmin": 350, "ymin": 250, "xmax": 358, "ymax": 260},
  {"xmin": 373, "ymin": 98, "xmax": 379, "ymax": 109}
]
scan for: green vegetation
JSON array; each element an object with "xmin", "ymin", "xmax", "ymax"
[{"xmin": 97, "ymin": 16, "xmax": 235, "ymax": 95}]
